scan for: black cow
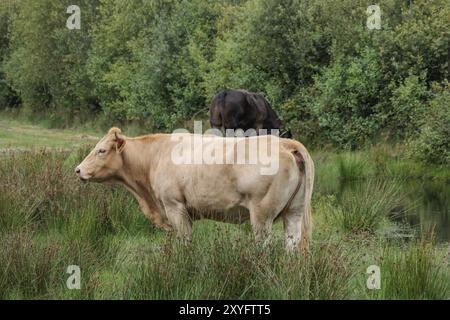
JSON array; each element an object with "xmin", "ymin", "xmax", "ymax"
[{"xmin": 209, "ymin": 89, "xmax": 292, "ymax": 138}]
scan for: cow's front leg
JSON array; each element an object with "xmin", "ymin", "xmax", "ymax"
[
  {"xmin": 162, "ymin": 200, "xmax": 192, "ymax": 243},
  {"xmin": 136, "ymin": 196, "xmax": 173, "ymax": 232},
  {"xmin": 124, "ymin": 186, "xmax": 172, "ymax": 231}
]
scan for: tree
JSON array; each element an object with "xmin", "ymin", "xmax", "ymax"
[{"xmin": 4, "ymin": 0, "xmax": 99, "ymax": 125}]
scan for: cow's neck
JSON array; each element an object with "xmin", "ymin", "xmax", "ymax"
[{"xmin": 116, "ymin": 138, "xmax": 158, "ymax": 197}]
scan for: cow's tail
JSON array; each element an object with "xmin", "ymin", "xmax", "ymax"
[
  {"xmin": 286, "ymin": 143, "xmax": 314, "ymax": 251},
  {"xmin": 297, "ymin": 144, "xmax": 314, "ymax": 250}
]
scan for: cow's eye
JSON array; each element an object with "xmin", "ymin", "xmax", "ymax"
[{"xmin": 98, "ymin": 148, "xmax": 106, "ymax": 154}]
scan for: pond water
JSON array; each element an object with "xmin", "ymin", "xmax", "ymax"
[
  {"xmin": 402, "ymin": 180, "xmax": 450, "ymax": 242},
  {"xmin": 336, "ymin": 179, "xmax": 450, "ymax": 243}
]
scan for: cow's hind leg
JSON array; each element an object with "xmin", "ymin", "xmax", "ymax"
[
  {"xmin": 163, "ymin": 200, "xmax": 192, "ymax": 243},
  {"xmin": 283, "ymin": 210, "xmax": 303, "ymax": 252},
  {"xmin": 283, "ymin": 197, "xmax": 310, "ymax": 253},
  {"xmin": 249, "ymin": 204, "xmax": 275, "ymax": 246}
]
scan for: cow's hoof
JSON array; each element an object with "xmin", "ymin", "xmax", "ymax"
[{"xmin": 160, "ymin": 223, "xmax": 173, "ymax": 232}]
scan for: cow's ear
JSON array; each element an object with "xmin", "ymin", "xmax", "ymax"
[{"xmin": 114, "ymin": 132, "xmax": 126, "ymax": 153}]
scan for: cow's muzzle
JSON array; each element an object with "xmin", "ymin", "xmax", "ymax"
[{"xmin": 75, "ymin": 166, "xmax": 92, "ymax": 182}]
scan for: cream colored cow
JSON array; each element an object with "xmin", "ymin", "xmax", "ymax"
[{"xmin": 76, "ymin": 128, "xmax": 314, "ymax": 251}]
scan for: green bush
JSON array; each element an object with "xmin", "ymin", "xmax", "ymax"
[
  {"xmin": 375, "ymin": 0, "xmax": 450, "ymax": 85},
  {"xmin": 312, "ymin": 48, "xmax": 385, "ymax": 148},
  {"xmin": 278, "ymin": 86, "xmax": 319, "ymax": 144},
  {"xmin": 88, "ymin": 0, "xmax": 221, "ymax": 130},
  {"xmin": 408, "ymin": 82, "xmax": 450, "ymax": 165},
  {"xmin": 0, "ymin": 3, "xmax": 19, "ymax": 109},
  {"xmin": 0, "ymin": 0, "xmax": 449, "ymax": 158},
  {"xmin": 388, "ymin": 75, "xmax": 429, "ymax": 139},
  {"xmin": 4, "ymin": 0, "xmax": 98, "ymax": 122}
]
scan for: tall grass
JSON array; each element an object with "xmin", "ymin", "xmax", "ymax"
[
  {"xmin": 0, "ymin": 230, "xmax": 58, "ymax": 299},
  {"xmin": 0, "ymin": 148, "xmax": 448, "ymax": 299},
  {"xmin": 120, "ymin": 232, "xmax": 357, "ymax": 300},
  {"xmin": 337, "ymin": 153, "xmax": 368, "ymax": 181},
  {"xmin": 313, "ymin": 146, "xmax": 450, "ymax": 191},
  {"xmin": 371, "ymin": 237, "xmax": 450, "ymax": 299},
  {"xmin": 333, "ymin": 179, "xmax": 406, "ymax": 234}
]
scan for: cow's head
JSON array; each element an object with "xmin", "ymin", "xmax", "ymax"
[{"xmin": 75, "ymin": 127, "xmax": 126, "ymax": 182}]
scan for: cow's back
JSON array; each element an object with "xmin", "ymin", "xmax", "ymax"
[
  {"xmin": 210, "ymin": 89, "xmax": 259, "ymax": 132},
  {"xmin": 151, "ymin": 134, "xmax": 297, "ymax": 222}
]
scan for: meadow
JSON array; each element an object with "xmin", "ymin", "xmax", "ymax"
[
  {"xmin": 0, "ymin": 0, "xmax": 449, "ymax": 300},
  {"xmin": 0, "ymin": 119, "xmax": 449, "ymax": 300}
]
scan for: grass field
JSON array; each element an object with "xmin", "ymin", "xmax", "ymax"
[
  {"xmin": 0, "ymin": 118, "xmax": 449, "ymax": 299},
  {"xmin": 0, "ymin": 117, "xmax": 99, "ymax": 149}
]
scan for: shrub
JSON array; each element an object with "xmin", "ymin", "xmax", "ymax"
[
  {"xmin": 88, "ymin": 0, "xmax": 221, "ymax": 131},
  {"xmin": 4, "ymin": 0, "xmax": 98, "ymax": 120},
  {"xmin": 278, "ymin": 86, "xmax": 320, "ymax": 144},
  {"xmin": 312, "ymin": 48, "xmax": 386, "ymax": 148},
  {"xmin": 0, "ymin": 3, "xmax": 19, "ymax": 109},
  {"xmin": 388, "ymin": 75, "xmax": 429, "ymax": 140},
  {"xmin": 408, "ymin": 82, "xmax": 450, "ymax": 165}
]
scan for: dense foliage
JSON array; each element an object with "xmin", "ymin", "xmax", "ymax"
[{"xmin": 0, "ymin": 0, "xmax": 448, "ymax": 162}]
